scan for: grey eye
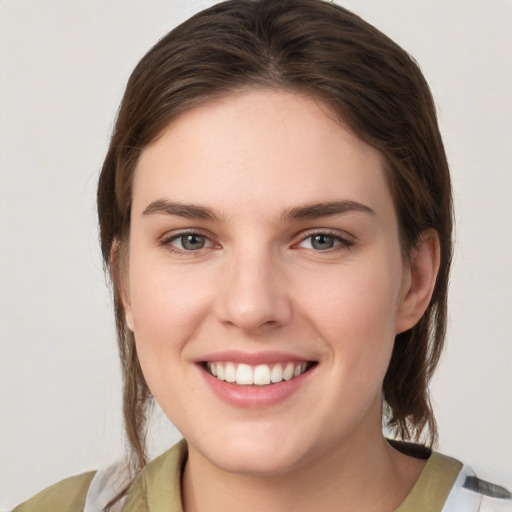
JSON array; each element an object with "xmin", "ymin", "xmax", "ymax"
[
  {"xmin": 180, "ymin": 234, "xmax": 207, "ymax": 250},
  {"xmin": 310, "ymin": 234, "xmax": 336, "ymax": 250}
]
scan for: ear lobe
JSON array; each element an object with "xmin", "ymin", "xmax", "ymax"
[
  {"xmin": 110, "ymin": 239, "xmax": 135, "ymax": 332},
  {"xmin": 395, "ymin": 229, "xmax": 441, "ymax": 334}
]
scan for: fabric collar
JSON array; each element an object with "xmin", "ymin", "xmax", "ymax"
[{"xmin": 122, "ymin": 439, "xmax": 462, "ymax": 512}]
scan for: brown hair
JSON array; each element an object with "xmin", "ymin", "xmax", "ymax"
[{"xmin": 98, "ymin": 0, "xmax": 452, "ymax": 487}]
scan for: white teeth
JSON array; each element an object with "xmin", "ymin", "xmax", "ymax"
[
  {"xmin": 293, "ymin": 363, "xmax": 308, "ymax": 377},
  {"xmin": 253, "ymin": 364, "xmax": 271, "ymax": 385},
  {"xmin": 206, "ymin": 361, "xmax": 310, "ymax": 386},
  {"xmin": 225, "ymin": 362, "xmax": 236, "ymax": 383},
  {"xmin": 270, "ymin": 364, "xmax": 283, "ymax": 383},
  {"xmin": 236, "ymin": 363, "xmax": 253, "ymax": 385},
  {"xmin": 283, "ymin": 362, "xmax": 295, "ymax": 381}
]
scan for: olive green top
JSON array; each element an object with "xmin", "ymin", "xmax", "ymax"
[
  {"xmin": 11, "ymin": 470, "xmax": 96, "ymax": 512},
  {"xmin": 12, "ymin": 440, "xmax": 462, "ymax": 512}
]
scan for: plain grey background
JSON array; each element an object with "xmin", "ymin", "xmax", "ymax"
[{"xmin": 1, "ymin": 0, "xmax": 511, "ymax": 508}]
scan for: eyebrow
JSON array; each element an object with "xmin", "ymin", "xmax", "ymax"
[
  {"xmin": 142, "ymin": 199, "xmax": 374, "ymax": 222},
  {"xmin": 281, "ymin": 200, "xmax": 375, "ymax": 221},
  {"xmin": 142, "ymin": 199, "xmax": 221, "ymax": 221}
]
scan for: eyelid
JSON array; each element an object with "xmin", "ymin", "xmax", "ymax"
[
  {"xmin": 159, "ymin": 229, "xmax": 219, "ymax": 253},
  {"xmin": 294, "ymin": 229, "xmax": 355, "ymax": 249},
  {"xmin": 157, "ymin": 228, "xmax": 354, "ymax": 253}
]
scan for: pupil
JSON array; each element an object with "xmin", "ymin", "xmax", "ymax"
[
  {"xmin": 312, "ymin": 234, "xmax": 334, "ymax": 250},
  {"xmin": 182, "ymin": 234, "xmax": 205, "ymax": 250}
]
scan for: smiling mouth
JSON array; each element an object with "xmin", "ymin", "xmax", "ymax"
[{"xmin": 203, "ymin": 361, "xmax": 316, "ymax": 386}]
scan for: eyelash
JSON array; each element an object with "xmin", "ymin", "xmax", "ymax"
[
  {"xmin": 296, "ymin": 230, "xmax": 354, "ymax": 251},
  {"xmin": 159, "ymin": 229, "xmax": 354, "ymax": 255},
  {"xmin": 159, "ymin": 231, "xmax": 215, "ymax": 255}
]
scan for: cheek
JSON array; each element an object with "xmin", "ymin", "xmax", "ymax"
[
  {"xmin": 299, "ymin": 260, "xmax": 402, "ymax": 373},
  {"xmin": 303, "ymin": 260, "xmax": 401, "ymax": 328},
  {"xmin": 127, "ymin": 270, "xmax": 204, "ymax": 405},
  {"xmin": 126, "ymin": 257, "xmax": 222, "ymax": 407},
  {"xmin": 128, "ymin": 239, "xmax": 212, "ymax": 331}
]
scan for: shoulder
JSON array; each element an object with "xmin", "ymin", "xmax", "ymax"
[
  {"xmin": 10, "ymin": 440, "xmax": 187, "ymax": 512},
  {"xmin": 397, "ymin": 450, "xmax": 512, "ymax": 512},
  {"xmin": 11, "ymin": 471, "xmax": 96, "ymax": 512},
  {"xmin": 440, "ymin": 457, "xmax": 512, "ymax": 512}
]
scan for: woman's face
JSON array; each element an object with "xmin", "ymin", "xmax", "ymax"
[{"xmin": 123, "ymin": 90, "xmax": 418, "ymax": 475}]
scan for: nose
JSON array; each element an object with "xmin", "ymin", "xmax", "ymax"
[{"xmin": 215, "ymin": 249, "xmax": 292, "ymax": 332}]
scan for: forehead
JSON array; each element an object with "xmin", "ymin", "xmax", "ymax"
[{"xmin": 132, "ymin": 89, "xmax": 393, "ymax": 220}]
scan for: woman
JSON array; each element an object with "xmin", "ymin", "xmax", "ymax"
[{"xmin": 11, "ymin": 0, "xmax": 511, "ymax": 511}]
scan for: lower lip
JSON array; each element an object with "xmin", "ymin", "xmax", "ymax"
[{"xmin": 199, "ymin": 365, "xmax": 314, "ymax": 408}]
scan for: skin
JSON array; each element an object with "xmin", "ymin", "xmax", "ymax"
[{"xmin": 121, "ymin": 89, "xmax": 440, "ymax": 511}]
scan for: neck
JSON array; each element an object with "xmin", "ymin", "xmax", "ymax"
[{"xmin": 181, "ymin": 421, "xmax": 426, "ymax": 512}]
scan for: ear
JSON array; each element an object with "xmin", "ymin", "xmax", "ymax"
[
  {"xmin": 395, "ymin": 229, "xmax": 441, "ymax": 334},
  {"xmin": 110, "ymin": 239, "xmax": 135, "ymax": 332}
]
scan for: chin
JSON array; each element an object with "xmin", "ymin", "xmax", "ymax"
[
  {"xmin": 209, "ymin": 445, "xmax": 307, "ymax": 477},
  {"xmin": 188, "ymin": 423, "xmax": 323, "ymax": 477}
]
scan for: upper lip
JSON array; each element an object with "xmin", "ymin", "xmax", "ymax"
[{"xmin": 195, "ymin": 350, "xmax": 316, "ymax": 365}]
